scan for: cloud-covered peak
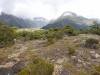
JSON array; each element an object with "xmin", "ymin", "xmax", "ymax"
[
  {"xmin": 0, "ymin": 0, "xmax": 100, "ymax": 20},
  {"xmin": 61, "ymin": 11, "xmax": 77, "ymax": 17}
]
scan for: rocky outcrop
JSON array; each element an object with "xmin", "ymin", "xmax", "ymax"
[{"xmin": 0, "ymin": 61, "xmax": 25, "ymax": 75}]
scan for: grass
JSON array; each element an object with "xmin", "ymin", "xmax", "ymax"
[{"xmin": 17, "ymin": 57, "xmax": 54, "ymax": 75}]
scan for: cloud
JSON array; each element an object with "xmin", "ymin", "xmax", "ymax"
[
  {"xmin": 0, "ymin": 0, "xmax": 100, "ymax": 20},
  {"xmin": 0, "ymin": 0, "xmax": 17, "ymax": 13}
]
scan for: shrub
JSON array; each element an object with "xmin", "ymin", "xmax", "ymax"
[
  {"xmin": 89, "ymin": 21, "xmax": 100, "ymax": 35},
  {"xmin": 68, "ymin": 47, "xmax": 76, "ymax": 55},
  {"xmin": 17, "ymin": 68, "xmax": 29, "ymax": 75},
  {"xmin": 62, "ymin": 26, "xmax": 77, "ymax": 36},
  {"xmin": 17, "ymin": 58, "xmax": 54, "ymax": 75},
  {"xmin": 0, "ymin": 23, "xmax": 15, "ymax": 47},
  {"xmin": 85, "ymin": 38, "xmax": 99, "ymax": 49},
  {"xmin": 16, "ymin": 31, "xmax": 35, "ymax": 40},
  {"xmin": 16, "ymin": 30, "xmax": 47, "ymax": 41},
  {"xmin": 45, "ymin": 28, "xmax": 64, "ymax": 44},
  {"xmin": 32, "ymin": 30, "xmax": 47, "ymax": 39}
]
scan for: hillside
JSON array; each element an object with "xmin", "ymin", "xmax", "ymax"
[
  {"xmin": 0, "ymin": 12, "xmax": 100, "ymax": 75},
  {"xmin": 43, "ymin": 11, "xmax": 94, "ymax": 29},
  {"xmin": 0, "ymin": 12, "xmax": 48, "ymax": 28}
]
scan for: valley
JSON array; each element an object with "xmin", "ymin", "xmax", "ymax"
[{"xmin": 0, "ymin": 11, "xmax": 100, "ymax": 75}]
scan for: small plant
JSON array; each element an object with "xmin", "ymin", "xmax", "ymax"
[
  {"xmin": 85, "ymin": 38, "xmax": 99, "ymax": 49},
  {"xmin": 95, "ymin": 65, "xmax": 100, "ymax": 73},
  {"xmin": 45, "ymin": 28, "xmax": 64, "ymax": 45},
  {"xmin": 62, "ymin": 25, "xmax": 78, "ymax": 36},
  {"xmin": 68, "ymin": 47, "xmax": 76, "ymax": 55},
  {"xmin": 92, "ymin": 65, "xmax": 100, "ymax": 75},
  {"xmin": 92, "ymin": 72, "xmax": 100, "ymax": 75}
]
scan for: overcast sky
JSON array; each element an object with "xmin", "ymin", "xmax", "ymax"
[{"xmin": 0, "ymin": 0, "xmax": 100, "ymax": 20}]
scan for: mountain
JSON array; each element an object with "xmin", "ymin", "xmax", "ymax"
[
  {"xmin": 42, "ymin": 11, "xmax": 94, "ymax": 29},
  {"xmin": 0, "ymin": 12, "xmax": 48, "ymax": 28},
  {"xmin": 33, "ymin": 17, "xmax": 48, "ymax": 28}
]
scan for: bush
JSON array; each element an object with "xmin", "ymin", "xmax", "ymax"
[
  {"xmin": 85, "ymin": 38, "xmax": 99, "ymax": 49},
  {"xmin": 45, "ymin": 26, "xmax": 78, "ymax": 45},
  {"xmin": 17, "ymin": 58, "xmax": 54, "ymax": 75},
  {"xmin": 16, "ymin": 30, "xmax": 46, "ymax": 41},
  {"xmin": 89, "ymin": 21, "xmax": 100, "ymax": 35},
  {"xmin": 68, "ymin": 47, "xmax": 76, "ymax": 55},
  {"xmin": 16, "ymin": 26, "xmax": 78, "ymax": 44},
  {"xmin": 32, "ymin": 30, "xmax": 47, "ymax": 39},
  {"xmin": 16, "ymin": 31, "xmax": 34, "ymax": 40},
  {"xmin": 45, "ymin": 28, "xmax": 64, "ymax": 45},
  {"xmin": 0, "ymin": 23, "xmax": 15, "ymax": 47},
  {"xmin": 62, "ymin": 26, "xmax": 78, "ymax": 36}
]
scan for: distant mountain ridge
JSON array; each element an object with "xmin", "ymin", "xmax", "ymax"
[
  {"xmin": 0, "ymin": 12, "xmax": 48, "ymax": 28},
  {"xmin": 43, "ymin": 11, "xmax": 95, "ymax": 29},
  {"xmin": 33, "ymin": 17, "xmax": 48, "ymax": 28}
]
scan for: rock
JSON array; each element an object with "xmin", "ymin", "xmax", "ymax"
[
  {"xmin": 53, "ymin": 64, "xmax": 63, "ymax": 75},
  {"xmin": 78, "ymin": 59, "xmax": 82, "ymax": 63},
  {"xmin": 53, "ymin": 64, "xmax": 70, "ymax": 75},
  {"xmin": 0, "ymin": 68, "xmax": 14, "ymax": 75},
  {"xmin": 91, "ymin": 53, "xmax": 100, "ymax": 59},
  {"xmin": 71, "ymin": 56, "xmax": 78, "ymax": 63},
  {"xmin": 76, "ymin": 63, "xmax": 82, "ymax": 68},
  {"xmin": 60, "ymin": 68, "xmax": 70, "ymax": 75},
  {"xmin": 71, "ymin": 56, "xmax": 76, "ymax": 59},
  {"xmin": 0, "ymin": 61, "xmax": 25, "ymax": 75},
  {"xmin": 56, "ymin": 58, "xmax": 65, "ymax": 64},
  {"xmin": 95, "ymin": 54, "xmax": 100, "ymax": 58},
  {"xmin": 90, "ymin": 51, "xmax": 95, "ymax": 54}
]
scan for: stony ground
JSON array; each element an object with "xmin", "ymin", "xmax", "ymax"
[{"xmin": 0, "ymin": 34, "xmax": 100, "ymax": 75}]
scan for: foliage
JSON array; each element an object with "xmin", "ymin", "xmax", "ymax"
[
  {"xmin": 0, "ymin": 22, "xmax": 15, "ymax": 47},
  {"xmin": 45, "ymin": 28, "xmax": 64, "ymax": 44},
  {"xmin": 89, "ymin": 21, "xmax": 100, "ymax": 35},
  {"xmin": 16, "ymin": 30, "xmax": 46, "ymax": 41},
  {"xmin": 16, "ymin": 26, "xmax": 78, "ymax": 44},
  {"xmin": 17, "ymin": 58, "xmax": 54, "ymax": 75},
  {"xmin": 62, "ymin": 25, "xmax": 78, "ymax": 36},
  {"xmin": 45, "ymin": 26, "xmax": 78, "ymax": 44}
]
